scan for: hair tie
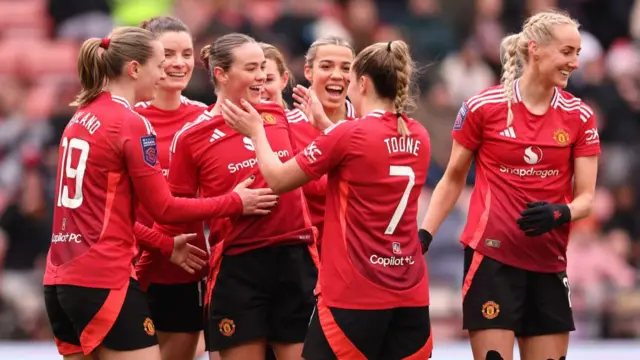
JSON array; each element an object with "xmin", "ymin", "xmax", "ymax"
[
  {"xmin": 396, "ymin": 111, "xmax": 402, "ymax": 118},
  {"xmin": 100, "ymin": 38, "xmax": 110, "ymax": 49},
  {"xmin": 387, "ymin": 41, "xmax": 393, "ymax": 52}
]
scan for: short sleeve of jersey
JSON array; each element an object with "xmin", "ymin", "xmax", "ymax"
[
  {"xmin": 122, "ymin": 113, "xmax": 162, "ymax": 178},
  {"xmin": 573, "ymin": 104, "xmax": 601, "ymax": 158},
  {"xmin": 295, "ymin": 120, "xmax": 354, "ymax": 180},
  {"xmin": 167, "ymin": 130, "xmax": 198, "ymax": 196},
  {"xmin": 451, "ymin": 100, "xmax": 482, "ymax": 151}
]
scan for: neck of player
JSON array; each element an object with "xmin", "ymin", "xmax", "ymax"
[
  {"xmin": 104, "ymin": 82, "xmax": 135, "ymax": 108},
  {"xmin": 360, "ymin": 97, "xmax": 395, "ymax": 117},
  {"xmin": 152, "ymin": 89, "xmax": 182, "ymax": 110},
  {"xmin": 324, "ymin": 103, "xmax": 347, "ymax": 123},
  {"xmin": 518, "ymin": 71, "xmax": 555, "ymax": 109}
]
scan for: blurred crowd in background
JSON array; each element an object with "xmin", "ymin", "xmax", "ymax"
[{"xmin": 0, "ymin": 0, "xmax": 639, "ymax": 343}]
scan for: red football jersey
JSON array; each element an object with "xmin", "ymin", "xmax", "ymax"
[
  {"xmin": 452, "ymin": 81, "xmax": 601, "ymax": 273},
  {"xmin": 134, "ymin": 96, "xmax": 210, "ymax": 286},
  {"xmin": 158, "ymin": 102, "xmax": 315, "ymax": 255},
  {"xmin": 44, "ymin": 93, "xmax": 243, "ymax": 289},
  {"xmin": 134, "ymin": 96, "xmax": 207, "ymax": 226},
  {"xmin": 287, "ymin": 100, "xmax": 355, "ymax": 248},
  {"xmin": 295, "ymin": 110, "xmax": 431, "ymax": 310}
]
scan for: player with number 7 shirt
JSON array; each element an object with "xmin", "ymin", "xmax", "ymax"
[
  {"xmin": 43, "ymin": 27, "xmax": 276, "ymax": 360},
  {"xmin": 223, "ymin": 40, "xmax": 433, "ymax": 360}
]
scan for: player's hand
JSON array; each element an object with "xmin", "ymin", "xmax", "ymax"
[
  {"xmin": 221, "ymin": 99, "xmax": 263, "ymax": 138},
  {"xmin": 233, "ymin": 176, "xmax": 278, "ymax": 215},
  {"xmin": 292, "ymin": 85, "xmax": 332, "ymax": 131},
  {"xmin": 170, "ymin": 233, "xmax": 208, "ymax": 274},
  {"xmin": 418, "ymin": 229, "xmax": 433, "ymax": 254},
  {"xmin": 516, "ymin": 201, "xmax": 571, "ymax": 237}
]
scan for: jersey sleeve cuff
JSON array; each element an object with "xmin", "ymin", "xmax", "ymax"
[
  {"xmin": 294, "ymin": 154, "xmax": 322, "ymax": 180},
  {"xmin": 573, "ymin": 148, "xmax": 601, "ymax": 158},
  {"xmin": 158, "ymin": 234, "xmax": 174, "ymax": 259},
  {"xmin": 229, "ymin": 192, "xmax": 244, "ymax": 215}
]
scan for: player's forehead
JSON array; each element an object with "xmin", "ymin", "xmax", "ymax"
[
  {"xmin": 549, "ymin": 24, "xmax": 581, "ymax": 49},
  {"xmin": 232, "ymin": 43, "xmax": 265, "ymax": 67},
  {"xmin": 315, "ymin": 45, "xmax": 353, "ymax": 65}
]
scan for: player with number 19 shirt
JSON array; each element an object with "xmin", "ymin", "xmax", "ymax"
[{"xmin": 44, "ymin": 93, "xmax": 245, "ymax": 355}]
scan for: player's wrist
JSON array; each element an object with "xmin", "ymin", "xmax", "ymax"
[
  {"xmin": 556, "ymin": 203, "xmax": 571, "ymax": 224},
  {"xmin": 418, "ymin": 229, "xmax": 433, "ymax": 254},
  {"xmin": 159, "ymin": 234, "xmax": 175, "ymax": 258},
  {"xmin": 228, "ymin": 191, "xmax": 244, "ymax": 215}
]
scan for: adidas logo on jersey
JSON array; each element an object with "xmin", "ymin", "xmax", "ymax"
[
  {"xmin": 499, "ymin": 127, "xmax": 516, "ymax": 139},
  {"xmin": 210, "ymin": 129, "xmax": 226, "ymax": 142}
]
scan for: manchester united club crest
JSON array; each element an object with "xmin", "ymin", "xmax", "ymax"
[
  {"xmin": 261, "ymin": 113, "xmax": 276, "ymax": 124},
  {"xmin": 143, "ymin": 317, "xmax": 155, "ymax": 336},
  {"xmin": 482, "ymin": 301, "xmax": 500, "ymax": 319},
  {"xmin": 553, "ymin": 129, "xmax": 570, "ymax": 146},
  {"xmin": 219, "ymin": 318, "xmax": 236, "ymax": 336}
]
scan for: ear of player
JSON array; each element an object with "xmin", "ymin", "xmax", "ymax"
[
  {"xmin": 516, "ymin": 201, "xmax": 571, "ymax": 237},
  {"xmin": 418, "ymin": 229, "xmax": 433, "ymax": 254}
]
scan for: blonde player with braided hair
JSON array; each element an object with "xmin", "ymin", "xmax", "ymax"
[
  {"xmin": 419, "ymin": 9, "xmax": 600, "ymax": 360},
  {"xmin": 222, "ymin": 40, "xmax": 433, "ymax": 359}
]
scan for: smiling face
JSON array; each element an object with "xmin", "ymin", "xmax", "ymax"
[
  {"xmin": 305, "ymin": 44, "xmax": 353, "ymax": 111},
  {"xmin": 158, "ymin": 31, "xmax": 194, "ymax": 92},
  {"xmin": 215, "ymin": 42, "xmax": 266, "ymax": 105},
  {"xmin": 261, "ymin": 58, "xmax": 289, "ymax": 104},
  {"xmin": 530, "ymin": 23, "xmax": 581, "ymax": 88},
  {"xmin": 133, "ymin": 40, "xmax": 166, "ymax": 103}
]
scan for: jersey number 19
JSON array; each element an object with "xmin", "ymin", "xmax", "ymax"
[{"xmin": 57, "ymin": 137, "xmax": 90, "ymax": 209}]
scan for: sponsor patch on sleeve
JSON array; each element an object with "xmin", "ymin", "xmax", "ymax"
[
  {"xmin": 140, "ymin": 135, "xmax": 158, "ymax": 167},
  {"xmin": 453, "ymin": 102, "xmax": 469, "ymax": 131}
]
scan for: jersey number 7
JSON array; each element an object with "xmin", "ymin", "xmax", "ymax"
[
  {"xmin": 385, "ymin": 165, "xmax": 415, "ymax": 235},
  {"xmin": 57, "ymin": 137, "xmax": 90, "ymax": 209}
]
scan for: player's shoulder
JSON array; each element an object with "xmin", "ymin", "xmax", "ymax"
[
  {"xmin": 104, "ymin": 95, "xmax": 154, "ymax": 133},
  {"xmin": 553, "ymin": 89, "xmax": 594, "ymax": 123},
  {"xmin": 286, "ymin": 108, "xmax": 309, "ymax": 123},
  {"xmin": 134, "ymin": 100, "xmax": 152, "ymax": 109},
  {"xmin": 464, "ymin": 85, "xmax": 507, "ymax": 113},
  {"xmin": 255, "ymin": 101, "xmax": 287, "ymax": 117},
  {"xmin": 180, "ymin": 95, "xmax": 208, "ymax": 109},
  {"xmin": 406, "ymin": 116, "xmax": 429, "ymax": 138},
  {"xmin": 176, "ymin": 106, "xmax": 219, "ymax": 137}
]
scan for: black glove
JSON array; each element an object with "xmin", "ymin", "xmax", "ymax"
[
  {"xmin": 516, "ymin": 201, "xmax": 571, "ymax": 237},
  {"xmin": 418, "ymin": 229, "xmax": 433, "ymax": 254}
]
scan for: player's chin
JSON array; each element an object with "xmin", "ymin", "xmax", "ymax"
[
  {"xmin": 246, "ymin": 90, "xmax": 262, "ymax": 105},
  {"xmin": 319, "ymin": 92, "xmax": 343, "ymax": 109},
  {"xmin": 163, "ymin": 78, "xmax": 188, "ymax": 92},
  {"xmin": 553, "ymin": 74, "xmax": 571, "ymax": 88}
]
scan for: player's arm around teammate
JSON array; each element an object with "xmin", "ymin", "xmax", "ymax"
[
  {"xmin": 224, "ymin": 40, "xmax": 434, "ymax": 360},
  {"xmin": 420, "ymin": 10, "xmax": 599, "ymax": 360},
  {"xmin": 43, "ymin": 27, "xmax": 276, "ymax": 360},
  {"xmin": 172, "ymin": 34, "xmax": 315, "ymax": 360}
]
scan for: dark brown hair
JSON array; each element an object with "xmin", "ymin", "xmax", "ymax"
[
  {"xmin": 199, "ymin": 33, "xmax": 256, "ymax": 93},
  {"xmin": 259, "ymin": 42, "xmax": 293, "ymax": 108},
  {"xmin": 351, "ymin": 40, "xmax": 416, "ymax": 136},
  {"xmin": 71, "ymin": 26, "xmax": 158, "ymax": 107}
]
